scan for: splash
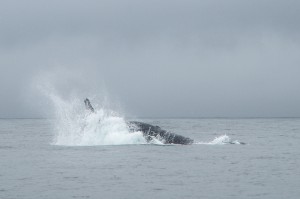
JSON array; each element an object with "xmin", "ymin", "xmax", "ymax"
[
  {"xmin": 36, "ymin": 81, "xmax": 146, "ymax": 146},
  {"xmin": 45, "ymin": 91, "xmax": 243, "ymax": 146},
  {"xmin": 53, "ymin": 97, "xmax": 147, "ymax": 146},
  {"xmin": 35, "ymin": 73, "xmax": 244, "ymax": 146},
  {"xmin": 195, "ymin": 134, "xmax": 243, "ymax": 145}
]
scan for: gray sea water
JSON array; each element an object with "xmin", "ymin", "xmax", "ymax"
[{"xmin": 0, "ymin": 118, "xmax": 299, "ymax": 199}]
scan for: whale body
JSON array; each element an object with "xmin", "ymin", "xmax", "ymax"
[
  {"xmin": 127, "ymin": 121, "xmax": 194, "ymax": 144},
  {"xmin": 84, "ymin": 98, "xmax": 194, "ymax": 145}
]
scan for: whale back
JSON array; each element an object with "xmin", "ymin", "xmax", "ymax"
[{"xmin": 128, "ymin": 121, "xmax": 194, "ymax": 145}]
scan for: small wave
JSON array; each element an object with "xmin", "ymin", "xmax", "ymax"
[{"xmin": 0, "ymin": 146, "xmax": 14, "ymax": 149}]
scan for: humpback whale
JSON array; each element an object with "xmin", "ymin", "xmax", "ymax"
[
  {"xmin": 84, "ymin": 98, "xmax": 194, "ymax": 145},
  {"xmin": 127, "ymin": 121, "xmax": 194, "ymax": 144}
]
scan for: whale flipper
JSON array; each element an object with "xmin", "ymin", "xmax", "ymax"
[{"xmin": 84, "ymin": 98, "xmax": 95, "ymax": 113}]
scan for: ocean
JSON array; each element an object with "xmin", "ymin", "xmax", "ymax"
[{"xmin": 0, "ymin": 118, "xmax": 299, "ymax": 199}]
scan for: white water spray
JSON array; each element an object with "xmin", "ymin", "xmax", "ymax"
[
  {"xmin": 46, "ymin": 93, "xmax": 242, "ymax": 146},
  {"xmin": 35, "ymin": 73, "xmax": 243, "ymax": 146},
  {"xmin": 195, "ymin": 134, "xmax": 242, "ymax": 145},
  {"xmin": 49, "ymin": 93, "xmax": 242, "ymax": 146},
  {"xmin": 53, "ymin": 96, "xmax": 147, "ymax": 146},
  {"xmin": 36, "ymin": 80, "xmax": 146, "ymax": 146}
]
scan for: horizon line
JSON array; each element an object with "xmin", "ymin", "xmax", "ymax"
[{"xmin": 0, "ymin": 116, "xmax": 300, "ymax": 120}]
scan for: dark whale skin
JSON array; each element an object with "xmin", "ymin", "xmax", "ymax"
[{"xmin": 127, "ymin": 121, "xmax": 194, "ymax": 145}]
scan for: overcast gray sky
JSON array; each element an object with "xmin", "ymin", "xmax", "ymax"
[{"xmin": 1, "ymin": 0, "xmax": 300, "ymax": 118}]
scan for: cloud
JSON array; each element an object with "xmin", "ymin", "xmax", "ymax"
[{"xmin": 1, "ymin": 0, "xmax": 300, "ymax": 117}]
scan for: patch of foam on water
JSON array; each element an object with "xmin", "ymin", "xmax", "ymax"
[{"xmin": 195, "ymin": 134, "xmax": 242, "ymax": 145}]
